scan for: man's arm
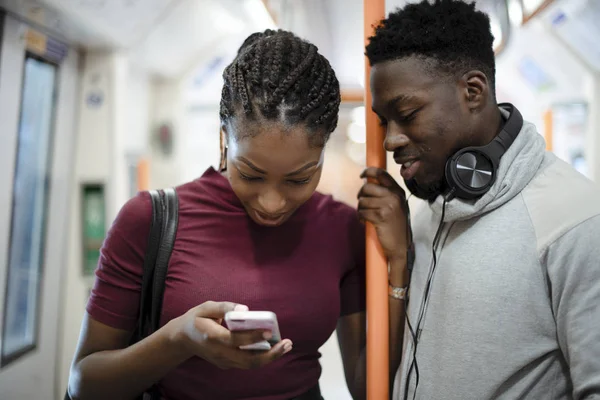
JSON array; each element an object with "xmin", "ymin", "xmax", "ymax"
[
  {"xmin": 387, "ymin": 255, "xmax": 408, "ymax": 388},
  {"xmin": 337, "ymin": 255, "xmax": 407, "ymax": 400},
  {"xmin": 545, "ymin": 214, "xmax": 600, "ymax": 399}
]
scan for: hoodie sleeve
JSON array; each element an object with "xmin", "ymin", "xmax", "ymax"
[{"xmin": 544, "ymin": 214, "xmax": 600, "ymax": 399}]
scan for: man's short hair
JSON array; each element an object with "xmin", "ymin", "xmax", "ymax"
[{"xmin": 365, "ymin": 0, "xmax": 497, "ymax": 94}]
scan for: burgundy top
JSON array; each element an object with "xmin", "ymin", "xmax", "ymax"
[{"xmin": 87, "ymin": 167, "xmax": 366, "ymax": 400}]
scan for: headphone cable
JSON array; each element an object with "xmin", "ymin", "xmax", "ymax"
[{"xmin": 403, "ymin": 192, "xmax": 451, "ymax": 400}]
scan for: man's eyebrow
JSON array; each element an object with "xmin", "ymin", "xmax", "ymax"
[
  {"xmin": 372, "ymin": 93, "xmax": 419, "ymax": 115},
  {"xmin": 389, "ymin": 94, "xmax": 419, "ymax": 108}
]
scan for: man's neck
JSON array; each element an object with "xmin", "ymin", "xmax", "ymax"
[{"xmin": 478, "ymin": 105, "xmax": 503, "ymax": 146}]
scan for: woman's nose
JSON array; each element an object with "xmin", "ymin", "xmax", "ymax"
[{"xmin": 258, "ymin": 189, "xmax": 287, "ymax": 214}]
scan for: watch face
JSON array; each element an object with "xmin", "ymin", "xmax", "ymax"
[{"xmin": 389, "ymin": 285, "xmax": 407, "ymax": 300}]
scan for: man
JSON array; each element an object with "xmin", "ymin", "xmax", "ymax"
[{"xmin": 363, "ymin": 0, "xmax": 600, "ymax": 399}]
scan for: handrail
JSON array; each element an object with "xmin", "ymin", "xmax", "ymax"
[{"xmin": 364, "ymin": 0, "xmax": 388, "ymax": 399}]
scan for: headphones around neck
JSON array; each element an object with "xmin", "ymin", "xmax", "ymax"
[{"xmin": 406, "ymin": 103, "xmax": 523, "ymax": 201}]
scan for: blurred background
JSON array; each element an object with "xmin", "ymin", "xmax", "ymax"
[{"xmin": 0, "ymin": 0, "xmax": 598, "ymax": 398}]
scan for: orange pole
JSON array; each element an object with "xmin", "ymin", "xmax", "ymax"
[
  {"xmin": 543, "ymin": 109, "xmax": 553, "ymax": 151},
  {"xmin": 364, "ymin": 0, "xmax": 388, "ymax": 399},
  {"xmin": 137, "ymin": 158, "xmax": 150, "ymax": 191}
]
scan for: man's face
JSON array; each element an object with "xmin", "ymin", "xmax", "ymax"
[{"xmin": 370, "ymin": 57, "xmax": 479, "ymax": 200}]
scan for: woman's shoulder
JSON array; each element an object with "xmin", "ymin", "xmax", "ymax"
[
  {"xmin": 112, "ymin": 191, "xmax": 153, "ymax": 233},
  {"xmin": 111, "ymin": 178, "xmax": 198, "ymax": 238},
  {"xmin": 309, "ymin": 191, "xmax": 362, "ymax": 229},
  {"xmin": 175, "ymin": 167, "xmax": 242, "ymax": 211},
  {"xmin": 311, "ymin": 191, "xmax": 355, "ymax": 212},
  {"xmin": 308, "ymin": 192, "xmax": 365, "ymax": 272}
]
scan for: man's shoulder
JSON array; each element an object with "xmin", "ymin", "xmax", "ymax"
[{"xmin": 522, "ymin": 152, "xmax": 600, "ymax": 251}]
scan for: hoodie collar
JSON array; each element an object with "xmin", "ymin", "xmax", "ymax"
[{"xmin": 430, "ymin": 107, "xmax": 547, "ymax": 222}]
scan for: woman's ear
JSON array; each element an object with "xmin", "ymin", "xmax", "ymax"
[
  {"xmin": 221, "ymin": 122, "xmax": 229, "ymax": 147},
  {"xmin": 219, "ymin": 123, "xmax": 229, "ymax": 172}
]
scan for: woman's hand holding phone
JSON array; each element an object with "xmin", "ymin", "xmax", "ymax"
[{"xmin": 168, "ymin": 301, "xmax": 292, "ymax": 370}]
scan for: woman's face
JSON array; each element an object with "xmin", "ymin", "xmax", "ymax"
[{"xmin": 224, "ymin": 117, "xmax": 325, "ymax": 227}]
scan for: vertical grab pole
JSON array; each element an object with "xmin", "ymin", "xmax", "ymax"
[
  {"xmin": 137, "ymin": 158, "xmax": 150, "ymax": 191},
  {"xmin": 364, "ymin": 0, "xmax": 388, "ymax": 399}
]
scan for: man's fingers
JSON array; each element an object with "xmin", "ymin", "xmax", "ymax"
[
  {"xmin": 194, "ymin": 301, "xmax": 248, "ymax": 319},
  {"xmin": 360, "ymin": 167, "xmax": 383, "ymax": 180},
  {"xmin": 358, "ymin": 196, "xmax": 388, "ymax": 211},
  {"xmin": 358, "ymin": 182, "xmax": 392, "ymax": 199},
  {"xmin": 360, "ymin": 167, "xmax": 397, "ymax": 187},
  {"xmin": 360, "ymin": 168, "xmax": 406, "ymax": 197},
  {"xmin": 358, "ymin": 208, "xmax": 389, "ymax": 224},
  {"xmin": 358, "ymin": 182, "xmax": 407, "ymax": 216}
]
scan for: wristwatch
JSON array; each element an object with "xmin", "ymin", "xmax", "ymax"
[{"xmin": 388, "ymin": 283, "xmax": 407, "ymax": 300}]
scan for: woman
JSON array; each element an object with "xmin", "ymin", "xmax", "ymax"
[{"xmin": 67, "ymin": 29, "xmax": 408, "ymax": 400}]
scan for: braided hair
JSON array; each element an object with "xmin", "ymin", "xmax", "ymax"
[{"xmin": 219, "ymin": 29, "xmax": 340, "ymax": 169}]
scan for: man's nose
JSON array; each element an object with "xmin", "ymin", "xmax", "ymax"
[{"xmin": 384, "ymin": 123, "xmax": 410, "ymax": 152}]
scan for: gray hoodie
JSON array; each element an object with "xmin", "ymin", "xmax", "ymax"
[{"xmin": 394, "ymin": 112, "xmax": 600, "ymax": 400}]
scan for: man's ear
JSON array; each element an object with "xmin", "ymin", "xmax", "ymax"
[{"xmin": 460, "ymin": 70, "xmax": 490, "ymax": 112}]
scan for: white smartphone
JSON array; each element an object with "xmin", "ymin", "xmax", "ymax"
[{"xmin": 224, "ymin": 310, "xmax": 282, "ymax": 351}]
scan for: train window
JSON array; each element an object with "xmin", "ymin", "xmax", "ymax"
[{"xmin": 1, "ymin": 55, "xmax": 57, "ymax": 366}]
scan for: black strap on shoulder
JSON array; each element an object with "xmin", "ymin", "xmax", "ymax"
[
  {"xmin": 135, "ymin": 190, "xmax": 163, "ymax": 342},
  {"xmin": 137, "ymin": 188, "xmax": 179, "ymax": 400},
  {"xmin": 134, "ymin": 188, "xmax": 179, "ymax": 340},
  {"xmin": 65, "ymin": 188, "xmax": 179, "ymax": 400},
  {"xmin": 150, "ymin": 188, "xmax": 179, "ymax": 332}
]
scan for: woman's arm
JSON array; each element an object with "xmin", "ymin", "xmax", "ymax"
[
  {"xmin": 336, "ymin": 312, "xmax": 366, "ymax": 400},
  {"xmin": 68, "ymin": 302, "xmax": 291, "ymax": 400},
  {"xmin": 68, "ymin": 313, "xmax": 189, "ymax": 400}
]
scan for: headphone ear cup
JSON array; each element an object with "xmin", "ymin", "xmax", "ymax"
[
  {"xmin": 445, "ymin": 155, "xmax": 458, "ymax": 191},
  {"xmin": 443, "ymin": 103, "xmax": 523, "ymax": 201},
  {"xmin": 445, "ymin": 149, "xmax": 496, "ymax": 200}
]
